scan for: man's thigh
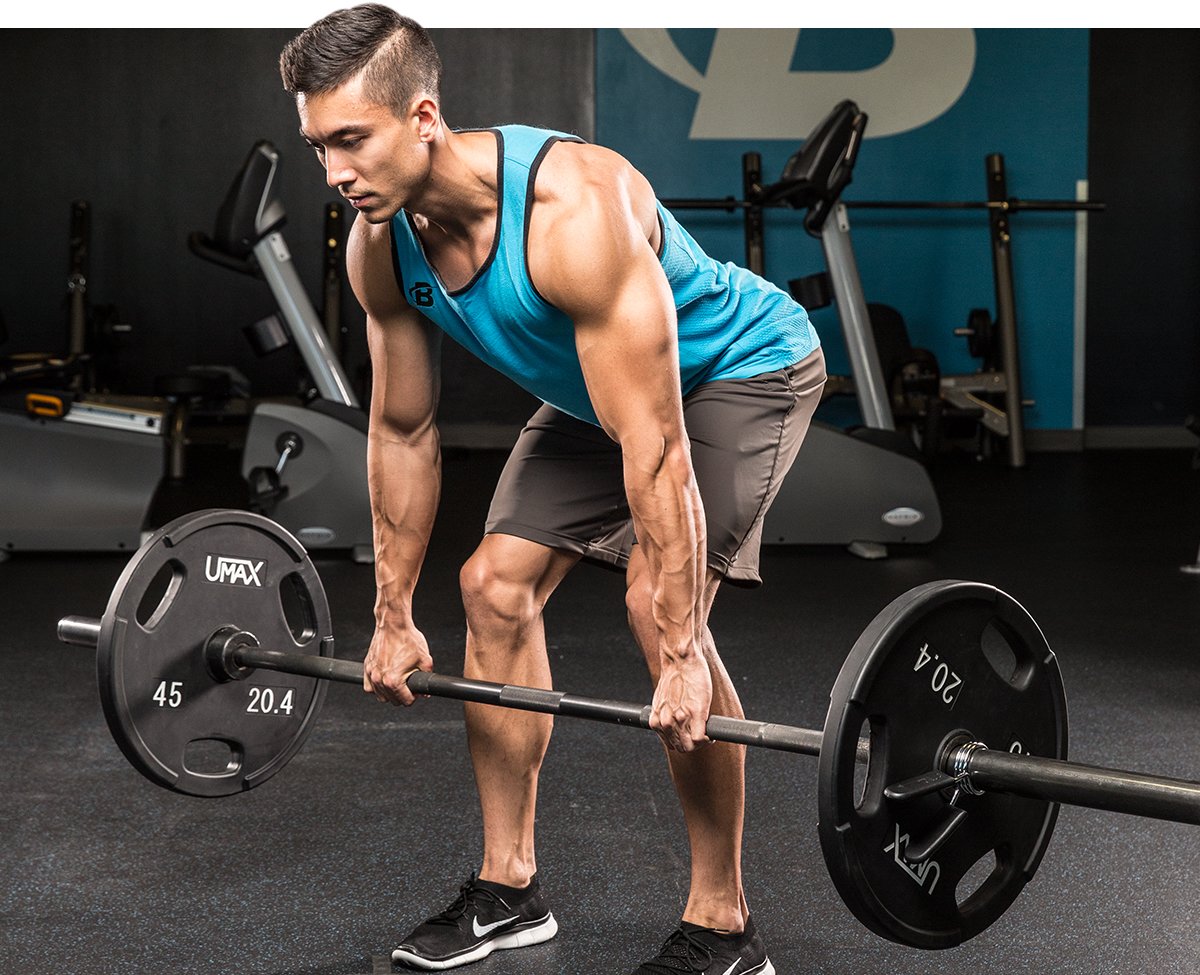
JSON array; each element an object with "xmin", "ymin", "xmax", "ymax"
[
  {"xmin": 683, "ymin": 347, "xmax": 826, "ymax": 587},
  {"xmin": 483, "ymin": 347, "xmax": 826, "ymax": 585}
]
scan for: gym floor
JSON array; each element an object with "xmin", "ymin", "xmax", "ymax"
[{"xmin": 4, "ymin": 444, "xmax": 1200, "ymax": 975}]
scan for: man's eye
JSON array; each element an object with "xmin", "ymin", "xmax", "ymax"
[{"xmin": 342, "ymin": 138, "xmax": 362, "ymax": 150}]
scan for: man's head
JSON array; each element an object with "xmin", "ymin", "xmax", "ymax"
[
  {"xmin": 281, "ymin": 5, "xmax": 444, "ymax": 222},
  {"xmin": 279, "ymin": 4, "xmax": 441, "ymax": 119}
]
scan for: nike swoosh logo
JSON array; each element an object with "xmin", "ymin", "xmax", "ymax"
[
  {"xmin": 721, "ymin": 962, "xmax": 742, "ymax": 975},
  {"xmin": 472, "ymin": 914, "xmax": 519, "ymax": 937}
]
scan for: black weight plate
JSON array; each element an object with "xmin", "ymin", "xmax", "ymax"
[
  {"xmin": 965, "ymin": 308, "xmax": 995, "ymax": 363},
  {"xmin": 817, "ymin": 580, "xmax": 1067, "ymax": 949},
  {"xmin": 96, "ymin": 509, "xmax": 333, "ymax": 797}
]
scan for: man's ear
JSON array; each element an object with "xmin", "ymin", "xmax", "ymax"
[{"xmin": 414, "ymin": 97, "xmax": 440, "ymax": 143}]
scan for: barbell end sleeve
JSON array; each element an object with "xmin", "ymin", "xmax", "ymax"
[
  {"xmin": 58, "ymin": 615, "xmax": 102, "ymax": 649},
  {"xmin": 958, "ymin": 747, "xmax": 1200, "ymax": 826}
]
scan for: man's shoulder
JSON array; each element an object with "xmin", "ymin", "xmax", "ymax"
[
  {"xmin": 347, "ymin": 213, "xmax": 397, "ymax": 268},
  {"xmin": 495, "ymin": 122, "xmax": 585, "ymax": 147},
  {"xmin": 533, "ymin": 139, "xmax": 641, "ymax": 204},
  {"xmin": 346, "ymin": 214, "xmax": 415, "ymax": 321}
]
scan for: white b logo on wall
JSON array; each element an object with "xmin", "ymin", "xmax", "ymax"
[{"xmin": 620, "ymin": 29, "xmax": 976, "ymax": 140}]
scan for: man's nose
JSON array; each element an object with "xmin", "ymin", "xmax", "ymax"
[{"xmin": 324, "ymin": 150, "xmax": 354, "ymax": 190}]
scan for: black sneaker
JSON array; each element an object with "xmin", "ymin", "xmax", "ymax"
[
  {"xmin": 392, "ymin": 873, "xmax": 558, "ymax": 970},
  {"xmin": 631, "ymin": 916, "xmax": 774, "ymax": 975}
]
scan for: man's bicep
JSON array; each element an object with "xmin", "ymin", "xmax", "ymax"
[{"xmin": 346, "ymin": 218, "xmax": 441, "ymax": 435}]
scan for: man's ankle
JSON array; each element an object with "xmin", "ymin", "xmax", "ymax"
[
  {"xmin": 680, "ymin": 906, "xmax": 745, "ymax": 935},
  {"xmin": 477, "ymin": 864, "xmax": 537, "ymax": 890}
]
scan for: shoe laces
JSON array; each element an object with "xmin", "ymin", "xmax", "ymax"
[
  {"xmin": 427, "ymin": 874, "xmax": 510, "ymax": 928},
  {"xmin": 640, "ymin": 926, "xmax": 716, "ymax": 974}
]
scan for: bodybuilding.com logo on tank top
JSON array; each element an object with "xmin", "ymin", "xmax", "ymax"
[
  {"xmin": 620, "ymin": 29, "xmax": 975, "ymax": 140},
  {"xmin": 409, "ymin": 282, "xmax": 435, "ymax": 307}
]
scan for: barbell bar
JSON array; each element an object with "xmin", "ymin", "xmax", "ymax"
[
  {"xmin": 55, "ymin": 508, "xmax": 1200, "ymax": 950},
  {"xmin": 57, "ymin": 612, "xmax": 1200, "ymax": 826}
]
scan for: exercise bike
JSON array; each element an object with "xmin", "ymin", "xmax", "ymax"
[{"xmin": 190, "ymin": 141, "xmax": 374, "ymax": 563}]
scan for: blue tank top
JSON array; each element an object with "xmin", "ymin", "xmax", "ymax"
[{"xmin": 389, "ymin": 125, "xmax": 818, "ymax": 425}]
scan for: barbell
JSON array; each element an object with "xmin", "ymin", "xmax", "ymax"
[{"xmin": 56, "ymin": 509, "xmax": 1200, "ymax": 951}]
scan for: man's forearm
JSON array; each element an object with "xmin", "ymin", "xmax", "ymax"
[
  {"xmin": 622, "ymin": 437, "xmax": 706, "ymax": 661},
  {"xmin": 367, "ymin": 426, "xmax": 442, "ymax": 628}
]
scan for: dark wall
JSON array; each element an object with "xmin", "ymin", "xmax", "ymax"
[
  {"xmin": 0, "ymin": 29, "xmax": 593, "ymax": 423},
  {"xmin": 1086, "ymin": 29, "xmax": 1200, "ymax": 429}
]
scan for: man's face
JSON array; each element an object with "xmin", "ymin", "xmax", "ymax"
[{"xmin": 297, "ymin": 74, "xmax": 428, "ymax": 223}]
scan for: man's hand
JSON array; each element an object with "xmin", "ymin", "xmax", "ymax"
[
  {"xmin": 649, "ymin": 650, "xmax": 714, "ymax": 752},
  {"xmin": 363, "ymin": 623, "xmax": 434, "ymax": 706}
]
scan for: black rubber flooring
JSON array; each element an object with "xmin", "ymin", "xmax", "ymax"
[{"xmin": 4, "ymin": 447, "xmax": 1200, "ymax": 974}]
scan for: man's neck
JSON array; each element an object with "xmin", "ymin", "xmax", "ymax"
[{"xmin": 408, "ymin": 128, "xmax": 500, "ymax": 241}]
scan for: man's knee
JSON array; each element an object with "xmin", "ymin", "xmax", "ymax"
[{"xmin": 460, "ymin": 547, "xmax": 542, "ymax": 637}]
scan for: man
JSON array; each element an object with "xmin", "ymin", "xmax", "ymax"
[{"xmin": 280, "ymin": 8, "xmax": 825, "ymax": 973}]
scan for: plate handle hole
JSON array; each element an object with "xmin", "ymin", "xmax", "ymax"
[
  {"xmin": 279, "ymin": 572, "xmax": 317, "ymax": 644},
  {"xmin": 853, "ymin": 717, "xmax": 872, "ymax": 809},
  {"xmin": 136, "ymin": 560, "xmax": 184, "ymax": 630},
  {"xmin": 183, "ymin": 738, "xmax": 243, "ymax": 777},
  {"xmin": 981, "ymin": 622, "xmax": 1019, "ymax": 685},
  {"xmin": 955, "ymin": 848, "xmax": 999, "ymax": 908}
]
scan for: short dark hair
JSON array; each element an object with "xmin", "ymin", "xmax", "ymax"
[{"xmin": 279, "ymin": 4, "xmax": 442, "ymax": 116}]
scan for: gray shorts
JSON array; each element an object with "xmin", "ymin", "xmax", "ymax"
[{"xmin": 484, "ymin": 347, "xmax": 827, "ymax": 587}]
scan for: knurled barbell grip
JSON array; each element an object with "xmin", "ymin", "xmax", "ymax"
[
  {"xmin": 239, "ymin": 647, "xmax": 828, "ymax": 754},
  {"xmin": 409, "ymin": 671, "xmax": 826, "ymax": 755},
  {"xmin": 239, "ymin": 647, "xmax": 363, "ymax": 685}
]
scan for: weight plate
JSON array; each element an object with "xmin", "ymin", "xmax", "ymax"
[
  {"xmin": 817, "ymin": 580, "xmax": 1067, "ymax": 948},
  {"xmin": 965, "ymin": 308, "xmax": 996, "ymax": 364},
  {"xmin": 96, "ymin": 509, "xmax": 333, "ymax": 797}
]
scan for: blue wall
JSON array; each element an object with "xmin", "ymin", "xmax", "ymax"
[{"xmin": 597, "ymin": 29, "xmax": 1089, "ymax": 431}]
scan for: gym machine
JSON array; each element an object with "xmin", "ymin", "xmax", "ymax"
[
  {"xmin": 0, "ymin": 202, "xmax": 162, "ymax": 558},
  {"xmin": 189, "ymin": 141, "xmax": 373, "ymax": 563},
  {"xmin": 0, "ymin": 392, "xmax": 165, "ymax": 557},
  {"xmin": 847, "ymin": 160, "xmax": 1103, "ymax": 468},
  {"xmin": 0, "ymin": 151, "xmax": 374, "ymax": 562},
  {"xmin": 321, "ymin": 200, "xmax": 351, "ymax": 364},
  {"xmin": 664, "ymin": 101, "xmax": 941, "ymax": 558}
]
